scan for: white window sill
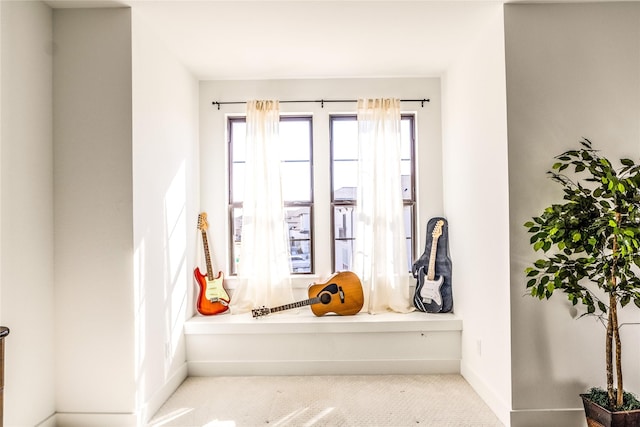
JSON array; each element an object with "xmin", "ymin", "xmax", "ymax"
[{"xmin": 185, "ymin": 310, "xmax": 462, "ymax": 335}]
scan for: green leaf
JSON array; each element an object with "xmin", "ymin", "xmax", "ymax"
[
  {"xmin": 534, "ymin": 241, "xmax": 544, "ymax": 251},
  {"xmin": 524, "ymin": 221, "xmax": 535, "ymax": 228},
  {"xmin": 618, "ymin": 182, "xmax": 626, "ymax": 192},
  {"xmin": 621, "ymin": 158, "xmax": 634, "ymax": 166},
  {"xmin": 609, "ymin": 219, "xmax": 618, "ymax": 227},
  {"xmin": 598, "ymin": 301, "xmax": 607, "ymax": 313},
  {"xmin": 534, "ymin": 260, "xmax": 547, "ymax": 268},
  {"xmin": 635, "ymin": 298, "xmax": 640, "ymax": 309},
  {"xmin": 552, "ymin": 162, "xmax": 562, "ymax": 170},
  {"xmin": 572, "ymin": 232, "xmax": 581, "ymax": 242}
]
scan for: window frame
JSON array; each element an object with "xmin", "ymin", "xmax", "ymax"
[
  {"xmin": 329, "ymin": 113, "xmax": 417, "ymax": 272},
  {"xmin": 227, "ymin": 115, "xmax": 315, "ymax": 275}
]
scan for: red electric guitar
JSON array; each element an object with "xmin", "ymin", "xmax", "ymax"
[{"xmin": 194, "ymin": 213, "xmax": 230, "ymax": 315}]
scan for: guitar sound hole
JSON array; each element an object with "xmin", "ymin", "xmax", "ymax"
[{"xmin": 319, "ymin": 293, "xmax": 332, "ymax": 305}]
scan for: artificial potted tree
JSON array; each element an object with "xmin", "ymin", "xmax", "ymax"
[{"xmin": 524, "ymin": 139, "xmax": 640, "ymax": 426}]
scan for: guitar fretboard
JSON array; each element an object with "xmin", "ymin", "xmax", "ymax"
[
  {"xmin": 427, "ymin": 236, "xmax": 438, "ymax": 281},
  {"xmin": 264, "ymin": 296, "xmax": 322, "ymax": 314},
  {"xmin": 201, "ymin": 230, "xmax": 214, "ymax": 280}
]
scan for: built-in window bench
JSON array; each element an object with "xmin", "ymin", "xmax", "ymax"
[{"xmin": 184, "ymin": 311, "xmax": 462, "ymax": 376}]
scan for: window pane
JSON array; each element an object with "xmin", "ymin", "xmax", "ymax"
[
  {"xmin": 401, "ymin": 172, "xmax": 411, "ymax": 201},
  {"xmin": 334, "ymin": 239, "xmax": 353, "ymax": 272},
  {"xmin": 404, "ymin": 205, "xmax": 413, "ymax": 239},
  {"xmin": 333, "ymin": 160, "xmax": 358, "ymax": 200},
  {"xmin": 285, "ymin": 206, "xmax": 311, "ymax": 238},
  {"xmin": 280, "ymin": 120, "xmax": 310, "ymax": 161},
  {"xmin": 282, "ymin": 162, "xmax": 311, "ymax": 202},
  {"xmin": 400, "ymin": 118, "xmax": 411, "ymax": 160},
  {"xmin": 289, "ymin": 240, "xmax": 311, "ymax": 273},
  {"xmin": 231, "ymin": 121, "xmax": 246, "ymax": 162},
  {"xmin": 330, "ymin": 114, "xmax": 416, "ymax": 273},
  {"xmin": 286, "ymin": 206, "xmax": 312, "ymax": 273},
  {"xmin": 231, "ymin": 163, "xmax": 245, "ymax": 203},
  {"xmin": 333, "ymin": 206, "xmax": 355, "ymax": 239},
  {"xmin": 405, "ymin": 238, "xmax": 413, "ymax": 271},
  {"xmin": 229, "ymin": 116, "xmax": 313, "ymax": 275},
  {"xmin": 332, "ymin": 119, "xmax": 358, "ymax": 160},
  {"xmin": 231, "ymin": 207, "xmax": 243, "ymax": 274},
  {"xmin": 232, "ymin": 205, "xmax": 313, "ymax": 275}
]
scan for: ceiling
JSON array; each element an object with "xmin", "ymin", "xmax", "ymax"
[{"xmin": 44, "ymin": 1, "xmax": 506, "ymax": 80}]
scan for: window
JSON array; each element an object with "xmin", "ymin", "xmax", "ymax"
[
  {"xmin": 228, "ymin": 113, "xmax": 416, "ymax": 276},
  {"xmin": 330, "ymin": 114, "xmax": 416, "ymax": 272},
  {"xmin": 229, "ymin": 116, "xmax": 314, "ymax": 275}
]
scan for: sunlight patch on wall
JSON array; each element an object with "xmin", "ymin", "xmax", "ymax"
[
  {"xmin": 164, "ymin": 161, "xmax": 188, "ymax": 372},
  {"xmin": 133, "ymin": 237, "xmax": 147, "ymax": 410}
]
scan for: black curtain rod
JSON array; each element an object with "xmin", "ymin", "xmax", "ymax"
[{"xmin": 211, "ymin": 98, "xmax": 430, "ymax": 110}]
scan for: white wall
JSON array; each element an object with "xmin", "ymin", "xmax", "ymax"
[
  {"xmin": 505, "ymin": 3, "xmax": 640, "ymax": 426},
  {"xmin": 441, "ymin": 4, "xmax": 511, "ymax": 425},
  {"xmin": 131, "ymin": 10, "xmax": 199, "ymax": 422},
  {"xmin": 53, "ymin": 8, "xmax": 136, "ymax": 424},
  {"xmin": 199, "ymin": 78, "xmax": 443, "ymax": 292},
  {"xmin": 0, "ymin": 2, "xmax": 56, "ymax": 425}
]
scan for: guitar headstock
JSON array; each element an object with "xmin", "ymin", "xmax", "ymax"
[
  {"xmin": 251, "ymin": 307, "xmax": 271, "ymax": 318},
  {"xmin": 432, "ymin": 220, "xmax": 444, "ymax": 239},
  {"xmin": 197, "ymin": 213, "xmax": 209, "ymax": 231}
]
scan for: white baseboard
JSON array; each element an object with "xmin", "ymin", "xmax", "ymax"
[
  {"xmin": 509, "ymin": 408, "xmax": 587, "ymax": 427},
  {"xmin": 51, "ymin": 412, "xmax": 138, "ymax": 427},
  {"xmin": 461, "ymin": 362, "xmax": 511, "ymax": 426},
  {"xmin": 36, "ymin": 364, "xmax": 188, "ymax": 427},
  {"xmin": 188, "ymin": 359, "xmax": 460, "ymax": 376},
  {"xmin": 141, "ymin": 363, "xmax": 188, "ymax": 423},
  {"xmin": 34, "ymin": 413, "xmax": 56, "ymax": 427},
  {"xmin": 462, "ymin": 362, "xmax": 587, "ymax": 427}
]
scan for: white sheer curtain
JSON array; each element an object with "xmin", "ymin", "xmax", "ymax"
[
  {"xmin": 352, "ymin": 98, "xmax": 414, "ymax": 314},
  {"xmin": 230, "ymin": 100, "xmax": 294, "ymax": 314}
]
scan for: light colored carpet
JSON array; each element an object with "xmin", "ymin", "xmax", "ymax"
[{"xmin": 147, "ymin": 374, "xmax": 504, "ymax": 427}]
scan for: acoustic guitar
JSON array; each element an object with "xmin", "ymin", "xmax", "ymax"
[
  {"xmin": 194, "ymin": 213, "xmax": 230, "ymax": 315},
  {"xmin": 251, "ymin": 271, "xmax": 364, "ymax": 318},
  {"xmin": 416, "ymin": 219, "xmax": 444, "ymax": 310}
]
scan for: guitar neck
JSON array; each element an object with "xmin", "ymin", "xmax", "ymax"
[
  {"xmin": 201, "ymin": 230, "xmax": 214, "ymax": 280},
  {"xmin": 427, "ymin": 237, "xmax": 439, "ymax": 281},
  {"xmin": 264, "ymin": 296, "xmax": 321, "ymax": 315}
]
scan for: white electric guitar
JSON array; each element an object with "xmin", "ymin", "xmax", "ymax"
[{"xmin": 418, "ymin": 219, "xmax": 444, "ymax": 307}]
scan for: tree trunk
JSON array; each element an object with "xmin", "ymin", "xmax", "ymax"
[
  {"xmin": 606, "ymin": 303, "xmax": 614, "ymax": 406},
  {"xmin": 611, "ymin": 292, "xmax": 624, "ymax": 408},
  {"xmin": 607, "ymin": 214, "xmax": 623, "ymax": 409}
]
